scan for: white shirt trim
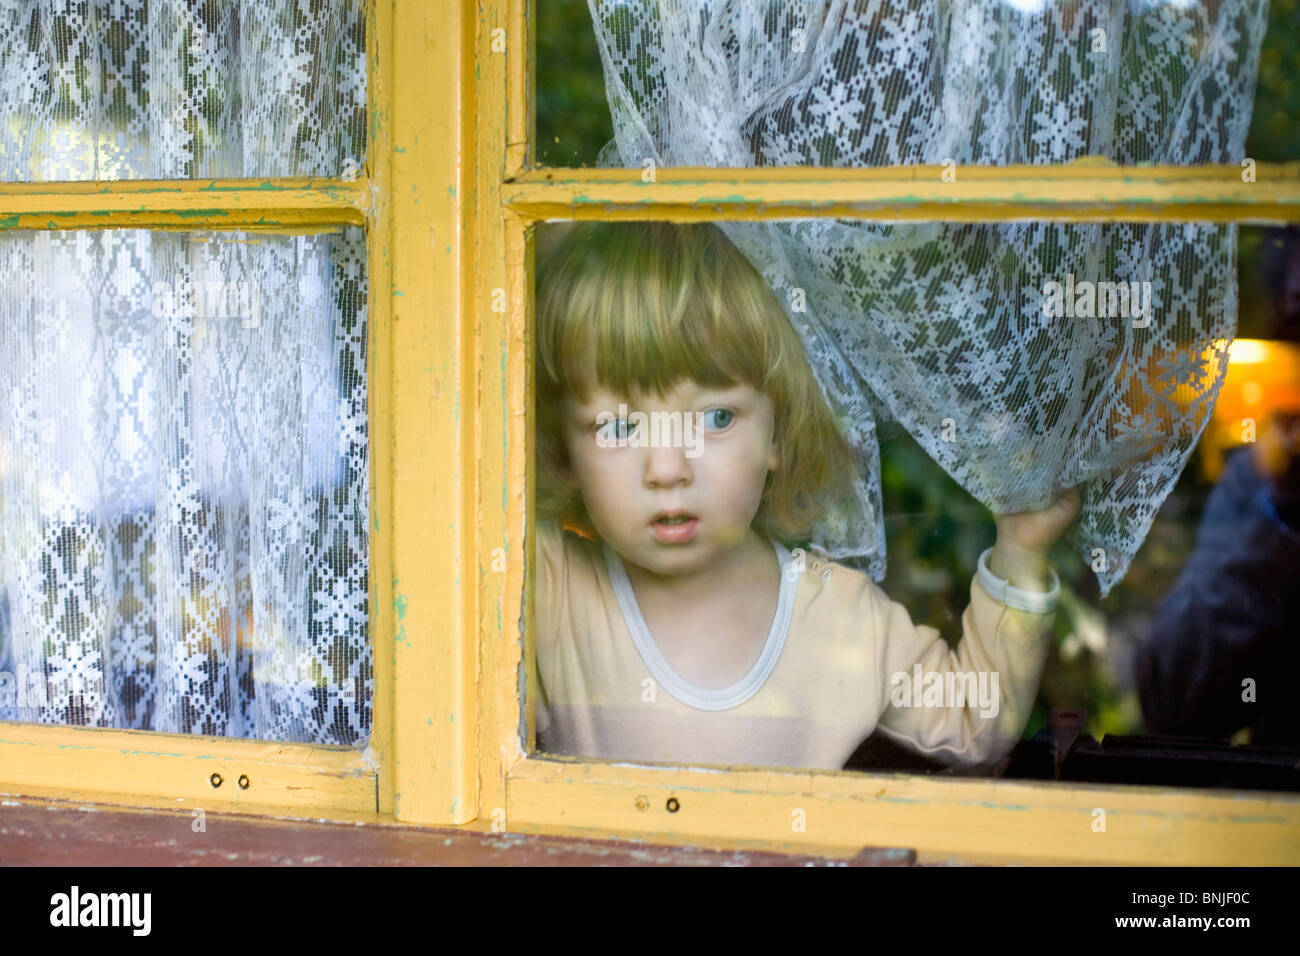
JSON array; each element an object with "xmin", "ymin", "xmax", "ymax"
[
  {"xmin": 603, "ymin": 539, "xmax": 797, "ymax": 711},
  {"xmin": 976, "ymin": 546, "xmax": 1059, "ymax": 614}
]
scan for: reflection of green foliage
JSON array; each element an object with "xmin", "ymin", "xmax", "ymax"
[
  {"xmin": 1238, "ymin": 225, "xmax": 1298, "ymax": 343},
  {"xmin": 536, "ymin": 0, "xmax": 613, "ymax": 166},
  {"xmin": 1248, "ymin": 0, "xmax": 1300, "ymax": 162},
  {"xmin": 875, "ymin": 420, "xmax": 1207, "ymax": 742}
]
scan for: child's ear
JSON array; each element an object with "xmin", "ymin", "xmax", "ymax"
[{"xmin": 767, "ymin": 439, "xmax": 780, "ymax": 473}]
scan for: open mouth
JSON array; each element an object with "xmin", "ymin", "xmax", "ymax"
[
  {"xmin": 650, "ymin": 512, "xmax": 699, "ymax": 542},
  {"xmin": 652, "ymin": 511, "xmax": 696, "ymax": 525}
]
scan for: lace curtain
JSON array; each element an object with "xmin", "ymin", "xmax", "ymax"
[
  {"xmin": 588, "ymin": 0, "xmax": 1267, "ymax": 596},
  {"xmin": 0, "ymin": 1, "xmax": 370, "ymax": 744}
]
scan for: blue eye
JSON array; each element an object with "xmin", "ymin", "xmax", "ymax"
[
  {"xmin": 701, "ymin": 408, "xmax": 734, "ymax": 430},
  {"xmin": 595, "ymin": 417, "xmax": 636, "ymax": 443}
]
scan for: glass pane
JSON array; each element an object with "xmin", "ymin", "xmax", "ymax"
[
  {"xmin": 0, "ymin": 227, "xmax": 371, "ymax": 745},
  {"xmin": 0, "ymin": 0, "xmax": 366, "ymax": 181},
  {"xmin": 528, "ymin": 217, "xmax": 1299, "ymax": 793},
  {"xmin": 536, "ymin": 0, "xmax": 1298, "ymax": 169}
]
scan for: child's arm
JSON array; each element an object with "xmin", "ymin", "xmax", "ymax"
[{"xmin": 871, "ymin": 488, "xmax": 1082, "ymax": 769}]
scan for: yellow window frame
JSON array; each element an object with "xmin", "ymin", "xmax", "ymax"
[{"xmin": 0, "ymin": 0, "xmax": 1297, "ymax": 864}]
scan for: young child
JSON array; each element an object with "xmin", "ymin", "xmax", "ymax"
[{"xmin": 531, "ymin": 221, "xmax": 1081, "ymax": 772}]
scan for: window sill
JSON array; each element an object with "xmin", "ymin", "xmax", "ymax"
[{"xmin": 0, "ymin": 792, "xmax": 913, "ymax": 866}]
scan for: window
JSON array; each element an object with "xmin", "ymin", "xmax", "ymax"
[
  {"xmin": 500, "ymin": 0, "xmax": 1300, "ymax": 863},
  {"xmin": 0, "ymin": 0, "xmax": 451, "ymax": 819},
  {"xmin": 2, "ymin": 0, "xmax": 1297, "ymax": 866}
]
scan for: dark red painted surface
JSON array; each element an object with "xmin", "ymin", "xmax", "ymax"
[{"xmin": 0, "ymin": 798, "xmax": 915, "ymax": 866}]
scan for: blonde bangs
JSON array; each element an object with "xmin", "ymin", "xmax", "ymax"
[{"xmin": 539, "ymin": 222, "xmax": 782, "ymax": 403}]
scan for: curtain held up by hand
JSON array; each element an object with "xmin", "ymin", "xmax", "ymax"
[{"xmin": 588, "ymin": 0, "xmax": 1266, "ymax": 596}]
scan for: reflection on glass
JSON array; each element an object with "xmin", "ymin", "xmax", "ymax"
[{"xmin": 0, "ymin": 228, "xmax": 371, "ymax": 745}]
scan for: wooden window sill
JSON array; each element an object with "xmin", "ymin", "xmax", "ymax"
[{"xmin": 0, "ymin": 794, "xmax": 914, "ymax": 866}]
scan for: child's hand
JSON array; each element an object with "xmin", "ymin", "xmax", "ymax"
[
  {"xmin": 989, "ymin": 486, "xmax": 1082, "ymax": 590},
  {"xmin": 994, "ymin": 485, "xmax": 1082, "ymax": 553}
]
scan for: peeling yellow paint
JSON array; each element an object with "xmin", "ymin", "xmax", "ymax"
[
  {"xmin": 375, "ymin": 0, "xmax": 476, "ymax": 826},
  {"xmin": 0, "ymin": 725, "xmax": 372, "ymax": 812},
  {"xmin": 0, "ymin": 178, "xmax": 369, "ymax": 231},
  {"xmin": 503, "ymin": 162, "xmax": 1300, "ymax": 224}
]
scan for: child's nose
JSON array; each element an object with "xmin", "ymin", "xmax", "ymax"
[{"xmin": 642, "ymin": 442, "xmax": 692, "ymax": 488}]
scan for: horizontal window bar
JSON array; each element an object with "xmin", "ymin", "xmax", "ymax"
[
  {"xmin": 0, "ymin": 178, "xmax": 370, "ymax": 231},
  {"xmin": 505, "ymin": 755, "xmax": 1300, "ymax": 865},
  {"xmin": 504, "ymin": 161, "xmax": 1300, "ymax": 223},
  {"xmin": 0, "ymin": 723, "xmax": 377, "ymax": 813}
]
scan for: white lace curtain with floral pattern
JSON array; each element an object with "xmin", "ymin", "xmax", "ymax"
[
  {"xmin": 0, "ymin": 0, "xmax": 370, "ymax": 744},
  {"xmin": 588, "ymin": 0, "xmax": 1266, "ymax": 595}
]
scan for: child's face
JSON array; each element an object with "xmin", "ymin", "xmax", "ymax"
[{"xmin": 561, "ymin": 379, "xmax": 780, "ymax": 578}]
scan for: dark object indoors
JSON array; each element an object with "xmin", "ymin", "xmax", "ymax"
[{"xmin": 847, "ymin": 708, "xmax": 1300, "ymax": 794}]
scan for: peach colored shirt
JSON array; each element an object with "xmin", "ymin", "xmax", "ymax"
[{"xmin": 532, "ymin": 522, "xmax": 1055, "ymax": 771}]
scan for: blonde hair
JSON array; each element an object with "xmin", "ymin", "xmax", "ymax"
[{"xmin": 535, "ymin": 221, "xmax": 854, "ymax": 543}]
